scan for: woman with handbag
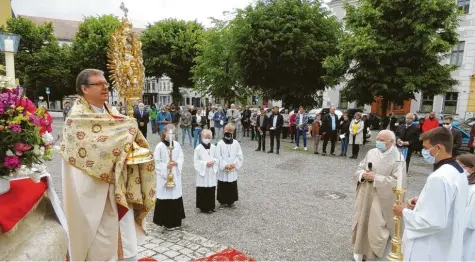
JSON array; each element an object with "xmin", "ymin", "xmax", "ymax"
[{"xmin": 349, "ymin": 112, "xmax": 364, "ymax": 159}]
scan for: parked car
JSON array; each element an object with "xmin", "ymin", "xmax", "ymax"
[{"xmin": 412, "ymin": 120, "xmax": 470, "ymax": 152}]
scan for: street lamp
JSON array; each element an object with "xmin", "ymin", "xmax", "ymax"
[{"xmin": 0, "ymin": 33, "xmax": 21, "ymax": 87}]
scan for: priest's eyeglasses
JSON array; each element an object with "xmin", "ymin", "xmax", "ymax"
[{"xmin": 88, "ymin": 82, "xmax": 110, "ymax": 88}]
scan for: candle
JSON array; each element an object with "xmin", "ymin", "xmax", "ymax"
[
  {"xmin": 4, "ymin": 38, "xmax": 14, "ymax": 53},
  {"xmin": 396, "ymin": 163, "xmax": 403, "ymax": 190},
  {"xmin": 169, "ymin": 132, "xmax": 173, "ymax": 143}
]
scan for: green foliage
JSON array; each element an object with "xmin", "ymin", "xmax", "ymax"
[
  {"xmin": 71, "ymin": 15, "xmax": 121, "ymax": 82},
  {"xmin": 230, "ymin": 0, "xmax": 341, "ymax": 107},
  {"xmin": 141, "ymin": 19, "xmax": 204, "ymax": 104},
  {"xmin": 192, "ymin": 19, "xmax": 251, "ymax": 105},
  {"xmin": 324, "ymin": 0, "xmax": 460, "ymax": 115},
  {"xmin": 0, "ymin": 17, "xmax": 72, "ymax": 100}
]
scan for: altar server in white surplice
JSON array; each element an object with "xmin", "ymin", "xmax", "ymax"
[
  {"xmin": 456, "ymin": 154, "xmax": 475, "ymax": 261},
  {"xmin": 393, "ymin": 127, "xmax": 468, "ymax": 261},
  {"xmin": 216, "ymin": 124, "xmax": 244, "ymax": 208},
  {"xmin": 153, "ymin": 124, "xmax": 186, "ymax": 230},
  {"xmin": 352, "ymin": 130, "xmax": 407, "ymax": 262},
  {"xmin": 194, "ymin": 129, "xmax": 219, "ymax": 213}
]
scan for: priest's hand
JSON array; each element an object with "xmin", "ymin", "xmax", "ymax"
[
  {"xmin": 168, "ymin": 161, "xmax": 177, "ymax": 169},
  {"xmin": 363, "ymin": 171, "xmax": 375, "ymax": 182},
  {"xmin": 393, "ymin": 204, "xmax": 404, "ymax": 217},
  {"xmin": 207, "ymin": 161, "xmax": 214, "ymax": 167},
  {"xmin": 407, "ymin": 196, "xmax": 419, "ymax": 209}
]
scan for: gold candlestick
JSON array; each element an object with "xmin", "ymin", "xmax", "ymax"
[
  {"xmin": 166, "ymin": 131, "xmax": 176, "ymax": 188},
  {"xmin": 387, "ymin": 188, "xmax": 406, "ymax": 262}
]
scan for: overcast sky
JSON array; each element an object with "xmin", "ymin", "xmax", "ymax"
[{"xmin": 12, "ymin": 0, "xmax": 254, "ymax": 28}]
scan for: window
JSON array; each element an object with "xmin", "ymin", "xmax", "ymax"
[
  {"xmin": 459, "ymin": 0, "xmax": 470, "ymax": 14},
  {"xmin": 443, "ymin": 92, "xmax": 458, "ymax": 114},
  {"xmin": 420, "ymin": 93, "xmax": 434, "ymax": 113},
  {"xmin": 339, "ymin": 91, "xmax": 348, "ymax": 109},
  {"xmin": 450, "ymin": 41, "xmax": 465, "ymax": 66},
  {"xmin": 186, "ymin": 97, "xmax": 190, "ymax": 105},
  {"xmin": 214, "ymin": 97, "xmax": 221, "ymax": 104},
  {"xmin": 393, "ymin": 101, "xmax": 403, "ymax": 111}
]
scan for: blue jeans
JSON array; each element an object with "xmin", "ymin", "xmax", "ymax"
[
  {"xmin": 150, "ymin": 119, "xmax": 157, "ymax": 133},
  {"xmin": 182, "ymin": 128, "xmax": 192, "ymax": 145},
  {"xmin": 296, "ymin": 128, "xmax": 307, "ymax": 147},
  {"xmin": 193, "ymin": 128, "xmax": 202, "ymax": 148},
  {"xmin": 341, "ymin": 135, "xmax": 349, "ymax": 154}
]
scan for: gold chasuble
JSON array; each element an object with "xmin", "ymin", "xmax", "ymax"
[{"xmin": 60, "ymin": 97, "xmax": 156, "ymax": 260}]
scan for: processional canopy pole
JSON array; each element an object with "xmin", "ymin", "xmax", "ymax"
[{"xmin": 107, "ymin": 2, "xmax": 145, "ymax": 117}]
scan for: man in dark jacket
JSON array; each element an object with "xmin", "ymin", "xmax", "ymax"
[
  {"xmin": 256, "ymin": 107, "xmax": 269, "ymax": 152},
  {"xmin": 321, "ymin": 106, "xmax": 340, "ymax": 156},
  {"xmin": 395, "ymin": 113, "xmax": 419, "ymax": 172},
  {"xmin": 133, "ymin": 103, "xmax": 150, "ymax": 138},
  {"xmin": 242, "ymin": 105, "xmax": 252, "ymax": 137},
  {"xmin": 268, "ymin": 106, "xmax": 284, "ymax": 154},
  {"xmin": 443, "ymin": 116, "xmax": 462, "ymax": 156}
]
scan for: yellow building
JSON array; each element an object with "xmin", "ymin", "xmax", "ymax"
[{"xmin": 0, "ymin": 0, "xmax": 13, "ymax": 27}]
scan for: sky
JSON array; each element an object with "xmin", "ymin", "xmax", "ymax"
[{"xmin": 11, "ymin": 0, "xmax": 255, "ymax": 28}]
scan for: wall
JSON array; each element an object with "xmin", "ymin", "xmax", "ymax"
[{"xmin": 0, "ymin": 0, "xmax": 12, "ymax": 27}]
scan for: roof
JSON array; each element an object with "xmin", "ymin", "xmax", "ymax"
[{"xmin": 19, "ymin": 15, "xmax": 145, "ymax": 42}]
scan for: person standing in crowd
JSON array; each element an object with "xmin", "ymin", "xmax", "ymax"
[
  {"xmin": 205, "ymin": 104, "xmax": 211, "ymax": 129},
  {"xmin": 352, "ymin": 130, "xmax": 406, "ymax": 262},
  {"xmin": 349, "ymin": 112, "xmax": 365, "ymax": 159},
  {"xmin": 157, "ymin": 107, "xmax": 171, "ymax": 135},
  {"xmin": 311, "ymin": 113, "xmax": 322, "ymax": 155},
  {"xmin": 133, "ymin": 103, "xmax": 149, "ymax": 139},
  {"xmin": 216, "ymin": 124, "xmax": 244, "ymax": 208},
  {"xmin": 470, "ymin": 122, "xmax": 475, "ymax": 154},
  {"xmin": 382, "ymin": 112, "xmax": 397, "ymax": 131},
  {"xmin": 242, "ymin": 105, "xmax": 252, "ymax": 138},
  {"xmin": 192, "ymin": 109, "xmax": 205, "ymax": 148},
  {"xmin": 268, "ymin": 106, "xmax": 283, "ymax": 154},
  {"xmin": 282, "ymin": 109, "xmax": 290, "ymax": 140},
  {"xmin": 149, "ymin": 104, "xmax": 158, "ymax": 134},
  {"xmin": 63, "ymin": 101, "xmax": 71, "ymax": 121},
  {"xmin": 414, "ymin": 117, "xmax": 425, "ymax": 155},
  {"xmin": 443, "ymin": 116, "xmax": 462, "ymax": 156},
  {"xmin": 36, "ymin": 105, "xmax": 53, "ymax": 135},
  {"xmin": 322, "ymin": 106, "xmax": 340, "ymax": 156},
  {"xmin": 227, "ymin": 104, "xmax": 240, "ymax": 137},
  {"xmin": 256, "ymin": 107, "xmax": 269, "ymax": 152},
  {"xmin": 422, "ymin": 111, "xmax": 439, "ymax": 133},
  {"xmin": 180, "ymin": 107, "xmax": 192, "ymax": 146},
  {"xmin": 194, "ymin": 129, "xmax": 218, "ymax": 213},
  {"xmin": 339, "ymin": 115, "xmax": 350, "ymax": 156},
  {"xmin": 395, "ymin": 113, "xmax": 419, "ymax": 172},
  {"xmin": 250, "ymin": 109, "xmax": 258, "ymax": 141},
  {"xmin": 362, "ymin": 115, "xmax": 369, "ymax": 145},
  {"xmin": 455, "ymin": 154, "xmax": 475, "ymax": 261},
  {"xmin": 293, "ymin": 106, "xmax": 309, "ymax": 151},
  {"xmin": 153, "ymin": 124, "xmax": 185, "ymax": 230},
  {"xmin": 213, "ymin": 107, "xmax": 227, "ymax": 142},
  {"xmin": 289, "ymin": 110, "xmax": 297, "ymax": 143},
  {"xmin": 235, "ymin": 106, "xmax": 243, "ymax": 142},
  {"xmin": 393, "ymin": 127, "xmax": 468, "ymax": 261},
  {"xmin": 208, "ymin": 106, "xmax": 216, "ymax": 139},
  {"xmin": 170, "ymin": 105, "xmax": 180, "ymax": 141}
]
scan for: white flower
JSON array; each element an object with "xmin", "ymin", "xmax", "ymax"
[
  {"xmin": 29, "ymin": 171, "xmax": 42, "ymax": 183},
  {"xmin": 6, "ymin": 150, "xmax": 15, "ymax": 156},
  {"xmin": 51, "ymin": 145, "xmax": 61, "ymax": 153},
  {"xmin": 42, "ymin": 132, "xmax": 54, "ymax": 145}
]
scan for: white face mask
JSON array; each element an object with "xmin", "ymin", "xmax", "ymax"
[
  {"xmin": 443, "ymin": 124, "xmax": 451, "ymax": 129},
  {"xmin": 202, "ymin": 138, "xmax": 211, "ymax": 144}
]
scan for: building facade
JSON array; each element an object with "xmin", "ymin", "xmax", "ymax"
[{"xmin": 326, "ymin": 0, "xmax": 475, "ymax": 119}]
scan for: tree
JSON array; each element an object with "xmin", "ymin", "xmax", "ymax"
[
  {"xmin": 0, "ymin": 17, "xmax": 72, "ymax": 100},
  {"xmin": 192, "ymin": 19, "xmax": 252, "ymax": 106},
  {"xmin": 230, "ymin": 0, "xmax": 341, "ymax": 107},
  {"xmin": 71, "ymin": 15, "xmax": 121, "ymax": 81},
  {"xmin": 324, "ymin": 0, "xmax": 459, "ymax": 116},
  {"xmin": 141, "ymin": 19, "xmax": 204, "ymax": 104}
]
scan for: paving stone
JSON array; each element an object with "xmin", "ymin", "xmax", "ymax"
[
  {"xmin": 151, "ymin": 238, "xmax": 165, "ymax": 245},
  {"xmin": 174, "ymin": 254, "xmax": 192, "ymax": 261},
  {"xmin": 168, "ymin": 237, "xmax": 181, "ymax": 243},
  {"xmin": 183, "ymin": 234, "xmax": 197, "ymax": 241},
  {"xmin": 163, "ymin": 250, "xmax": 181, "ymax": 258},
  {"xmin": 193, "ymin": 236, "xmax": 208, "ymax": 245},
  {"xmin": 169, "ymin": 244, "xmax": 184, "ymax": 251},
  {"xmin": 139, "ymin": 249, "xmax": 157, "ymax": 258},
  {"xmin": 143, "ymin": 243, "xmax": 159, "ymax": 250},
  {"xmin": 205, "ymin": 252, "xmax": 215, "ymax": 257},
  {"xmin": 188, "ymin": 252, "xmax": 203, "ymax": 259},
  {"xmin": 210, "ymin": 245, "xmax": 227, "ymax": 252},
  {"xmin": 144, "ymin": 236, "xmax": 155, "ymax": 242},
  {"xmin": 160, "ymin": 242, "xmax": 174, "ymax": 248},
  {"xmin": 179, "ymin": 247, "xmax": 194, "ymax": 255},
  {"xmin": 153, "ymin": 246, "xmax": 170, "ymax": 254},
  {"xmin": 152, "ymin": 254, "xmax": 169, "ymax": 261},
  {"xmin": 202, "ymin": 240, "xmax": 218, "ymax": 248},
  {"xmin": 188, "ymin": 243, "xmax": 200, "ymax": 250},
  {"xmin": 137, "ymin": 246, "xmax": 146, "ymax": 253},
  {"xmin": 196, "ymin": 247, "xmax": 212, "ymax": 255},
  {"xmin": 176, "ymin": 240, "xmax": 191, "ymax": 246}
]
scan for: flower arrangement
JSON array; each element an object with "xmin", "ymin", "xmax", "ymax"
[{"xmin": 0, "ymin": 65, "xmax": 53, "ymax": 182}]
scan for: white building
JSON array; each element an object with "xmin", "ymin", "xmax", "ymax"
[{"xmin": 326, "ymin": 0, "xmax": 474, "ymax": 119}]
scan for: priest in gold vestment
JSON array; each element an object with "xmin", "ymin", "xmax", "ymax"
[
  {"xmin": 352, "ymin": 130, "xmax": 407, "ymax": 261},
  {"xmin": 60, "ymin": 69, "xmax": 156, "ymax": 261}
]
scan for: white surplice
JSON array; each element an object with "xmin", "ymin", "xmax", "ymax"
[
  {"xmin": 216, "ymin": 140, "xmax": 244, "ymax": 182},
  {"xmin": 463, "ymin": 183, "xmax": 475, "ymax": 261},
  {"xmin": 402, "ymin": 163, "xmax": 468, "ymax": 261},
  {"xmin": 194, "ymin": 144, "xmax": 219, "ymax": 187},
  {"xmin": 154, "ymin": 141, "xmax": 184, "ymax": 199}
]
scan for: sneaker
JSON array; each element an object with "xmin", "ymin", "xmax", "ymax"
[{"xmin": 293, "ymin": 146, "xmax": 299, "ymax": 150}]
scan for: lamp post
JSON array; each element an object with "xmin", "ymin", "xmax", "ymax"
[{"xmin": 0, "ymin": 33, "xmax": 21, "ymax": 88}]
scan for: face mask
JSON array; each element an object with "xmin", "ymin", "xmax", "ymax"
[
  {"xmin": 422, "ymin": 146, "xmax": 439, "ymax": 164},
  {"xmin": 224, "ymin": 132, "xmax": 233, "ymax": 140},
  {"xmin": 376, "ymin": 141, "xmax": 387, "ymax": 152},
  {"xmin": 202, "ymin": 138, "xmax": 211, "ymax": 144},
  {"xmin": 406, "ymin": 119, "xmax": 413, "ymax": 124},
  {"xmin": 443, "ymin": 124, "xmax": 451, "ymax": 129}
]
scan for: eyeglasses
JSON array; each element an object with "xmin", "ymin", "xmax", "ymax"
[{"xmin": 88, "ymin": 82, "xmax": 110, "ymax": 88}]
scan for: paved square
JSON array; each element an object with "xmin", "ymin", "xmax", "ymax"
[{"xmin": 47, "ymin": 120, "xmax": 430, "ymax": 260}]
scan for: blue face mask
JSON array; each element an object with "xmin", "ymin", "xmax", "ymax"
[
  {"xmin": 376, "ymin": 141, "xmax": 387, "ymax": 152},
  {"xmin": 422, "ymin": 146, "xmax": 438, "ymax": 164}
]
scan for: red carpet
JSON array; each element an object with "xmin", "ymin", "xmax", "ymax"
[
  {"xmin": 138, "ymin": 257, "xmax": 157, "ymax": 261},
  {"xmin": 193, "ymin": 248, "xmax": 255, "ymax": 262}
]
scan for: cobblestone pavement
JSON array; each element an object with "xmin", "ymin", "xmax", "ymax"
[{"xmin": 47, "ymin": 119, "xmax": 432, "ymax": 260}]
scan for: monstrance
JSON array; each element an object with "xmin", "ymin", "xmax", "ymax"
[{"xmin": 107, "ymin": 2, "xmax": 145, "ymax": 117}]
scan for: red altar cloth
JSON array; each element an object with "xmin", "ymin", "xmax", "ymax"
[{"xmin": 0, "ymin": 178, "xmax": 47, "ymax": 233}]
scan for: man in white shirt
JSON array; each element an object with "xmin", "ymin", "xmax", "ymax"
[{"xmin": 393, "ymin": 127, "xmax": 468, "ymax": 261}]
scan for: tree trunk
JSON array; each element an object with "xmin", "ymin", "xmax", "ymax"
[
  {"xmin": 171, "ymin": 86, "xmax": 183, "ymax": 105},
  {"xmin": 381, "ymin": 96, "xmax": 389, "ymax": 117}
]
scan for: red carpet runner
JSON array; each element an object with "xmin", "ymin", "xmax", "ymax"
[{"xmin": 138, "ymin": 248, "xmax": 255, "ymax": 262}]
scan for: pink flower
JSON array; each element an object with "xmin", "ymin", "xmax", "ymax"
[
  {"xmin": 14, "ymin": 142, "xmax": 32, "ymax": 156},
  {"xmin": 8, "ymin": 123, "xmax": 22, "ymax": 133},
  {"xmin": 4, "ymin": 156, "xmax": 20, "ymax": 169}
]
